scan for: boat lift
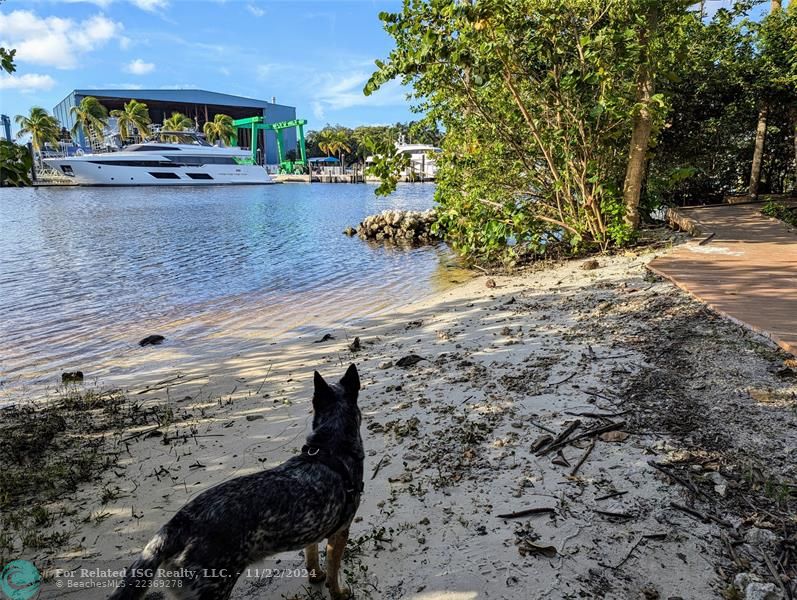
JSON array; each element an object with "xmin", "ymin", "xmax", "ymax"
[{"xmin": 231, "ymin": 116, "xmax": 308, "ymax": 174}]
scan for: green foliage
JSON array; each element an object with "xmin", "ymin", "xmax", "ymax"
[
  {"xmin": 0, "ymin": 141, "xmax": 33, "ymax": 187},
  {"xmin": 360, "ymin": 130, "xmax": 410, "ymax": 196},
  {"xmin": 14, "ymin": 107, "xmax": 60, "ymax": 164},
  {"xmin": 0, "ymin": 47, "xmax": 15, "ymax": 74},
  {"xmin": 367, "ymin": 0, "xmax": 694, "ymax": 262},
  {"xmin": 761, "ymin": 200, "xmax": 797, "ymax": 227},
  {"xmin": 69, "ymin": 97, "xmax": 109, "ymax": 146},
  {"xmin": 162, "ymin": 111, "xmax": 193, "ymax": 131},
  {"xmin": 110, "ymin": 99, "xmax": 151, "ymax": 142},
  {"xmin": 202, "ymin": 113, "xmax": 235, "ymax": 145}
]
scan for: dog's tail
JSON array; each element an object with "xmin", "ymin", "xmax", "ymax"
[{"xmin": 108, "ymin": 529, "xmax": 174, "ymax": 600}]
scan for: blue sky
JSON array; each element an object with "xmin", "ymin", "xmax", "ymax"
[
  {"xmin": 0, "ymin": 0, "xmax": 414, "ymax": 136},
  {"xmin": 0, "ymin": 0, "xmax": 779, "ymax": 138}
]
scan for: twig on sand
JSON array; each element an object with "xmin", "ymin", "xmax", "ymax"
[
  {"xmin": 569, "ymin": 438, "xmax": 596, "ymax": 477},
  {"xmin": 256, "ymin": 363, "xmax": 273, "ymax": 395},
  {"xmin": 721, "ymin": 532, "xmax": 741, "ymax": 568},
  {"xmin": 496, "ymin": 507, "xmax": 557, "ymax": 519},
  {"xmin": 759, "ymin": 545, "xmax": 790, "ymax": 600},
  {"xmin": 548, "ymin": 371, "xmax": 577, "ymax": 386},
  {"xmin": 529, "ymin": 420, "xmax": 557, "ymax": 435},
  {"xmin": 595, "ymin": 490, "xmax": 627, "ymax": 502},
  {"xmin": 371, "ymin": 455, "xmax": 389, "ymax": 480},
  {"xmin": 649, "ymin": 461, "xmax": 711, "ymax": 501},
  {"xmin": 606, "ymin": 533, "xmax": 667, "ymax": 570},
  {"xmin": 542, "ymin": 421, "xmax": 625, "ymax": 455},
  {"xmin": 670, "ymin": 502, "xmax": 731, "ymax": 528},
  {"xmin": 594, "ymin": 509, "xmax": 634, "ymax": 520},
  {"xmin": 565, "ymin": 410, "xmax": 629, "ymax": 419},
  {"xmin": 536, "ymin": 419, "xmax": 581, "ymax": 456}
]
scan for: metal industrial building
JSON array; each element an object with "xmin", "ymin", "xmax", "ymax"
[{"xmin": 52, "ymin": 89, "xmax": 297, "ymax": 165}]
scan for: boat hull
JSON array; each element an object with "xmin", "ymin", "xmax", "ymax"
[{"xmin": 44, "ymin": 158, "xmax": 274, "ymax": 186}]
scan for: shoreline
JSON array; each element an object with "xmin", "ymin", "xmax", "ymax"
[{"xmin": 3, "ymin": 238, "xmax": 796, "ymax": 599}]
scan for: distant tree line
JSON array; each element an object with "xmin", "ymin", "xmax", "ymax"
[
  {"xmin": 366, "ymin": 0, "xmax": 797, "ymax": 263},
  {"xmin": 305, "ymin": 121, "xmax": 444, "ymax": 166}
]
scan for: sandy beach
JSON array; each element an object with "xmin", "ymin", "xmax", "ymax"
[{"xmin": 4, "ymin": 239, "xmax": 796, "ymax": 600}]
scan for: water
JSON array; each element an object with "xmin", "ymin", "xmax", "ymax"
[{"xmin": 0, "ymin": 183, "xmax": 464, "ymax": 393}]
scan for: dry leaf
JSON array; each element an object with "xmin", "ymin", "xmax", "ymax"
[{"xmin": 599, "ymin": 431, "xmax": 630, "ymax": 442}]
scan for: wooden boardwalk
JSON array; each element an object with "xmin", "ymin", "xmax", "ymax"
[{"xmin": 649, "ymin": 200, "xmax": 797, "ymax": 356}]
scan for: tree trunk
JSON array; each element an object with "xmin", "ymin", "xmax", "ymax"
[
  {"xmin": 622, "ymin": 9, "xmax": 657, "ymax": 231},
  {"xmin": 749, "ymin": 104, "xmax": 768, "ymax": 198},
  {"xmin": 792, "ymin": 105, "xmax": 797, "ymax": 194}
]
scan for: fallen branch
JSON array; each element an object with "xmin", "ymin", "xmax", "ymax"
[
  {"xmin": 569, "ymin": 438, "xmax": 596, "ymax": 477},
  {"xmin": 496, "ymin": 507, "xmax": 556, "ymax": 519},
  {"xmin": 542, "ymin": 421, "xmax": 625, "ymax": 455},
  {"xmin": 670, "ymin": 502, "xmax": 731, "ymax": 528},
  {"xmin": 649, "ymin": 461, "xmax": 711, "ymax": 501},
  {"xmin": 536, "ymin": 419, "xmax": 581, "ymax": 456}
]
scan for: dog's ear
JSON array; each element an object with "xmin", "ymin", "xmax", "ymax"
[
  {"xmin": 313, "ymin": 371, "xmax": 335, "ymax": 411},
  {"xmin": 340, "ymin": 364, "xmax": 360, "ymax": 395}
]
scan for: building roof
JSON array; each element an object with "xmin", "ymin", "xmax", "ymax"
[{"xmin": 67, "ymin": 89, "xmax": 292, "ymax": 109}]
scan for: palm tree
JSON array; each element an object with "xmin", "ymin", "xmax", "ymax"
[
  {"xmin": 162, "ymin": 112, "xmax": 194, "ymax": 132},
  {"xmin": 203, "ymin": 114, "xmax": 235, "ymax": 145},
  {"xmin": 315, "ymin": 128, "xmax": 336, "ymax": 157},
  {"xmin": 69, "ymin": 96, "xmax": 108, "ymax": 149},
  {"xmin": 110, "ymin": 100, "xmax": 151, "ymax": 142},
  {"xmin": 15, "ymin": 107, "xmax": 60, "ymax": 166},
  {"xmin": 328, "ymin": 129, "xmax": 352, "ymax": 173}
]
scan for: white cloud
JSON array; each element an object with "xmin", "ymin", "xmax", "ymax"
[
  {"xmin": 119, "ymin": 35, "xmax": 132, "ymax": 50},
  {"xmin": 130, "ymin": 0, "xmax": 168, "ymax": 11},
  {"xmin": 0, "ymin": 10, "xmax": 122, "ymax": 69},
  {"xmin": 0, "ymin": 73, "xmax": 56, "ymax": 92},
  {"xmin": 125, "ymin": 58, "xmax": 155, "ymax": 75},
  {"xmin": 311, "ymin": 71, "xmax": 407, "ymax": 115},
  {"xmin": 247, "ymin": 3, "xmax": 265, "ymax": 17}
]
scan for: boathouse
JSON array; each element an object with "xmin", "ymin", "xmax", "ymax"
[{"xmin": 52, "ymin": 89, "xmax": 297, "ymax": 165}]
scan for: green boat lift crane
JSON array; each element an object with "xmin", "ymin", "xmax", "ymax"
[{"xmin": 231, "ymin": 116, "xmax": 308, "ymax": 174}]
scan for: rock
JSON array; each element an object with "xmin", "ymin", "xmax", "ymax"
[
  {"xmin": 246, "ymin": 415, "xmax": 264, "ymax": 421},
  {"xmin": 582, "ymin": 259, "xmax": 600, "ymax": 270},
  {"xmin": 347, "ymin": 209, "xmax": 439, "ymax": 245},
  {"xmin": 744, "ymin": 527, "xmax": 778, "ymax": 546},
  {"xmin": 378, "ymin": 360, "xmax": 393, "ymax": 369},
  {"xmin": 396, "ymin": 354, "xmax": 426, "ymax": 368},
  {"xmin": 61, "ymin": 371, "xmax": 84, "ymax": 383},
  {"xmin": 485, "ymin": 278, "xmax": 497, "ymax": 288},
  {"xmin": 348, "ymin": 336, "xmax": 361, "ymax": 352},
  {"xmin": 745, "ymin": 582, "xmax": 781, "ymax": 600},
  {"xmin": 314, "ymin": 333, "xmax": 335, "ymax": 343},
  {"xmin": 138, "ymin": 335, "xmax": 165, "ymax": 347}
]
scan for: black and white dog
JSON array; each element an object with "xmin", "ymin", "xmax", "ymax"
[{"xmin": 109, "ymin": 364, "xmax": 364, "ymax": 600}]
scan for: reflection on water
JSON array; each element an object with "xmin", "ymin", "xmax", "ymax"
[{"xmin": 0, "ymin": 183, "xmax": 465, "ymax": 391}]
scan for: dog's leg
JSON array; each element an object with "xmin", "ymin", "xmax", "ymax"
[
  {"xmin": 306, "ymin": 543, "xmax": 326, "ymax": 583},
  {"xmin": 325, "ymin": 527, "xmax": 351, "ymax": 600}
]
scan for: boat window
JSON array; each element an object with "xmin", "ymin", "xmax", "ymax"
[
  {"xmin": 186, "ymin": 173, "xmax": 213, "ymax": 180},
  {"xmin": 148, "ymin": 172, "xmax": 181, "ymax": 179},
  {"xmin": 89, "ymin": 160, "xmax": 175, "ymax": 167},
  {"xmin": 127, "ymin": 145, "xmax": 180, "ymax": 152}
]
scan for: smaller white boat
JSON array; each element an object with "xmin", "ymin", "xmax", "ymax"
[{"xmin": 44, "ymin": 132, "xmax": 274, "ymax": 186}]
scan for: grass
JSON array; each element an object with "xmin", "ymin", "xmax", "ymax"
[
  {"xmin": 0, "ymin": 386, "xmax": 180, "ymax": 563},
  {"xmin": 761, "ymin": 200, "xmax": 797, "ymax": 228}
]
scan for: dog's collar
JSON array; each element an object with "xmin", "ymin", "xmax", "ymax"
[{"xmin": 299, "ymin": 445, "xmax": 364, "ymax": 495}]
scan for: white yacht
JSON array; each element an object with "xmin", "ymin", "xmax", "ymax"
[
  {"xmin": 364, "ymin": 138, "xmax": 441, "ymax": 181},
  {"xmin": 44, "ymin": 132, "xmax": 274, "ymax": 186}
]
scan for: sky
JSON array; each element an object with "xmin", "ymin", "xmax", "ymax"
[
  {"xmin": 0, "ymin": 0, "xmax": 414, "ymax": 136},
  {"xmin": 0, "ymin": 0, "xmax": 780, "ymax": 138}
]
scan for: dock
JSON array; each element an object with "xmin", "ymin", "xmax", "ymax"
[{"xmin": 649, "ymin": 199, "xmax": 797, "ymax": 356}]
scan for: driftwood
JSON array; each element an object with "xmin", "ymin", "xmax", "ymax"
[
  {"xmin": 536, "ymin": 419, "xmax": 581, "ymax": 456},
  {"xmin": 541, "ymin": 421, "xmax": 626, "ymax": 455},
  {"xmin": 496, "ymin": 507, "xmax": 557, "ymax": 519},
  {"xmin": 569, "ymin": 438, "xmax": 596, "ymax": 477}
]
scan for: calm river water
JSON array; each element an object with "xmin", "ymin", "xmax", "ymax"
[{"xmin": 0, "ymin": 183, "xmax": 463, "ymax": 393}]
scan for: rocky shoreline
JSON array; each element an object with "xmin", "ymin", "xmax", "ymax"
[{"xmin": 345, "ymin": 209, "xmax": 440, "ymax": 244}]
